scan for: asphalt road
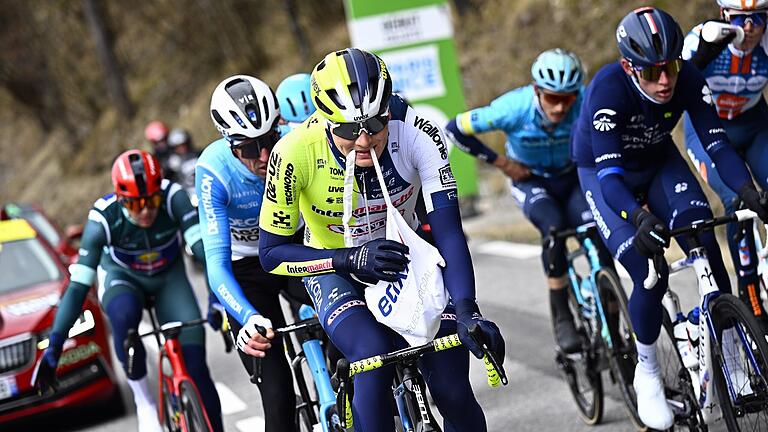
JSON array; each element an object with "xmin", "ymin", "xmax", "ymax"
[{"xmin": 6, "ymin": 221, "xmax": 733, "ymax": 432}]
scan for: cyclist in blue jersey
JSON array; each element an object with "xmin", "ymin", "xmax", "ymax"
[
  {"xmin": 34, "ymin": 150, "xmax": 222, "ymax": 432},
  {"xmin": 196, "ymin": 74, "xmax": 306, "ymax": 432},
  {"xmin": 446, "ymin": 48, "xmax": 613, "ymax": 354},
  {"xmin": 276, "ymin": 73, "xmax": 316, "ymax": 136},
  {"xmin": 571, "ymin": 7, "xmax": 768, "ymax": 429},
  {"xmin": 682, "ymin": 0, "xmax": 768, "ymax": 322}
]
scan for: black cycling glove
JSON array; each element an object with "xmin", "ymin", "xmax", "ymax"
[
  {"xmin": 332, "ymin": 238, "xmax": 409, "ymax": 284},
  {"xmin": 691, "ymin": 20, "xmax": 737, "ymax": 70},
  {"xmin": 455, "ymin": 299, "xmax": 505, "ymax": 363},
  {"xmin": 631, "ymin": 208, "xmax": 670, "ymax": 258},
  {"xmin": 739, "ymin": 183, "xmax": 768, "ymax": 223}
]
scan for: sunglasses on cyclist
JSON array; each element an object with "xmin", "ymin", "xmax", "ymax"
[
  {"xmin": 631, "ymin": 59, "xmax": 683, "ymax": 82},
  {"xmin": 328, "ymin": 114, "xmax": 389, "ymax": 140},
  {"xmin": 727, "ymin": 11, "xmax": 767, "ymax": 28},
  {"xmin": 231, "ymin": 129, "xmax": 280, "ymax": 159},
  {"xmin": 538, "ymin": 90, "xmax": 578, "ymax": 106},
  {"xmin": 119, "ymin": 193, "xmax": 163, "ymax": 212}
]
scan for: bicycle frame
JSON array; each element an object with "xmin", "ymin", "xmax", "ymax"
[
  {"xmin": 296, "ymin": 305, "xmax": 338, "ymax": 431},
  {"xmin": 646, "ymin": 209, "xmax": 767, "ymax": 425},
  {"xmin": 126, "ymin": 306, "xmax": 213, "ymax": 432},
  {"xmin": 564, "ymin": 224, "xmax": 615, "ymax": 350}
]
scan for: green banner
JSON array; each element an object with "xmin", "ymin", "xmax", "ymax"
[{"xmin": 344, "ymin": 0, "xmax": 478, "ymax": 197}]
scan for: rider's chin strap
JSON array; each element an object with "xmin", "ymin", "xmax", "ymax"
[{"xmin": 629, "ymin": 74, "xmax": 665, "ymax": 105}]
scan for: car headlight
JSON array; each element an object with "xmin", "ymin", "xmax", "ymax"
[{"xmin": 37, "ymin": 309, "xmax": 96, "ymax": 350}]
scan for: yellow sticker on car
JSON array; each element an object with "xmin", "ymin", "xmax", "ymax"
[{"xmin": 0, "ymin": 219, "xmax": 37, "ymax": 243}]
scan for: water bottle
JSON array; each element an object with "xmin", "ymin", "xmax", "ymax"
[
  {"xmin": 685, "ymin": 307, "xmax": 701, "ymax": 370},
  {"xmin": 701, "ymin": 20, "xmax": 744, "ymax": 45},
  {"xmin": 672, "ymin": 312, "xmax": 697, "ymax": 369}
]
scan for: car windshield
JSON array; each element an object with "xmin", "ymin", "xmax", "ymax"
[
  {"xmin": 0, "ymin": 238, "xmax": 61, "ymax": 293},
  {"xmin": 20, "ymin": 211, "xmax": 62, "ymax": 248}
]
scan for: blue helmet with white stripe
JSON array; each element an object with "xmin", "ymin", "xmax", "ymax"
[
  {"xmin": 276, "ymin": 73, "xmax": 316, "ymax": 123},
  {"xmin": 616, "ymin": 7, "xmax": 683, "ymax": 67},
  {"xmin": 531, "ymin": 49, "xmax": 584, "ymax": 93}
]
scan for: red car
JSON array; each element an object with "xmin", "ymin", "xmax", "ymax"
[{"xmin": 0, "ymin": 217, "xmax": 121, "ymax": 425}]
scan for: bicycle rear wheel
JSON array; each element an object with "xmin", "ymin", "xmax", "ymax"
[
  {"xmin": 598, "ymin": 269, "xmax": 645, "ymax": 430},
  {"xmin": 657, "ymin": 311, "xmax": 705, "ymax": 431},
  {"xmin": 711, "ymin": 294, "xmax": 768, "ymax": 431},
  {"xmin": 559, "ymin": 284, "xmax": 604, "ymax": 425},
  {"xmin": 179, "ymin": 380, "xmax": 212, "ymax": 432}
]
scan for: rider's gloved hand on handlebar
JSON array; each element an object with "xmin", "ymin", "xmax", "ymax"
[
  {"xmin": 738, "ymin": 183, "xmax": 768, "ymax": 223},
  {"xmin": 456, "ymin": 299, "xmax": 505, "ymax": 364},
  {"xmin": 236, "ymin": 314, "xmax": 274, "ymax": 357},
  {"xmin": 332, "ymin": 239, "xmax": 410, "ymax": 284},
  {"xmin": 31, "ymin": 331, "xmax": 65, "ymax": 393},
  {"xmin": 631, "ymin": 208, "xmax": 670, "ymax": 258},
  {"xmin": 207, "ymin": 296, "xmax": 225, "ymax": 332}
]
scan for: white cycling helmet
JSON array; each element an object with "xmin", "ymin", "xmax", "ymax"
[
  {"xmin": 717, "ymin": 0, "xmax": 768, "ymax": 11},
  {"xmin": 210, "ymin": 75, "xmax": 280, "ymax": 142}
]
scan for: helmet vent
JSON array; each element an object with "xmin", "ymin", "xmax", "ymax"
[
  {"xmin": 629, "ymin": 38, "xmax": 646, "ymax": 58},
  {"xmin": 316, "ymin": 60, "xmax": 327, "ymax": 71},
  {"xmin": 327, "ymin": 88, "xmax": 346, "ymax": 109},
  {"xmin": 246, "ymin": 104, "xmax": 262, "ymax": 129},
  {"xmin": 651, "ymin": 33, "xmax": 664, "ymax": 57},
  {"xmin": 211, "ymin": 110, "xmax": 229, "ymax": 129},
  {"xmin": 230, "ymin": 110, "xmax": 247, "ymax": 128},
  {"xmin": 286, "ymin": 99, "xmax": 297, "ymax": 117},
  {"xmin": 261, "ymin": 97, "xmax": 271, "ymax": 124},
  {"xmin": 314, "ymin": 96, "xmax": 334, "ymax": 116}
]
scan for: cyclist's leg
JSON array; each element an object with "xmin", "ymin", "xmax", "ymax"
[
  {"xmin": 229, "ymin": 256, "xmax": 296, "ymax": 432},
  {"xmin": 647, "ymin": 151, "xmax": 732, "ymax": 295},
  {"xmin": 151, "ymin": 259, "xmax": 223, "ymax": 432},
  {"xmin": 419, "ymin": 310, "xmax": 486, "ymax": 432},
  {"xmin": 511, "ymin": 176, "xmax": 579, "ymax": 352},
  {"xmin": 578, "ymin": 166, "xmax": 674, "ymax": 429},
  {"xmin": 564, "ymin": 179, "xmax": 615, "ymax": 269},
  {"xmin": 305, "ymin": 273, "xmax": 398, "ymax": 432},
  {"xmin": 99, "ymin": 264, "xmax": 163, "ymax": 432}
]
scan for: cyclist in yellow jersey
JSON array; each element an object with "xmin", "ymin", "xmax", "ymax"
[{"xmin": 258, "ymin": 48, "xmax": 505, "ymax": 432}]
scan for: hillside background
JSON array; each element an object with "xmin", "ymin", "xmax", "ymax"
[{"xmin": 0, "ymin": 0, "xmax": 715, "ymax": 228}]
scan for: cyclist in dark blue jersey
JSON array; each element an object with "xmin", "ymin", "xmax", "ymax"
[
  {"xmin": 445, "ymin": 49, "xmax": 612, "ymax": 354},
  {"xmin": 571, "ymin": 7, "xmax": 768, "ymax": 429}
]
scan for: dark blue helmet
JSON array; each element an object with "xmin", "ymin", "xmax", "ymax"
[{"xmin": 615, "ymin": 7, "xmax": 683, "ymax": 67}]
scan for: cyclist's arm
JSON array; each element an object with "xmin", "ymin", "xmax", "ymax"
[
  {"xmin": 682, "ymin": 64, "xmax": 752, "ymax": 191},
  {"xmin": 413, "ymin": 121, "xmax": 475, "ymax": 303},
  {"xmin": 51, "ymin": 212, "xmax": 107, "ymax": 336},
  {"xmin": 196, "ymin": 165, "xmax": 257, "ymax": 325},
  {"xmin": 589, "ymin": 83, "xmax": 640, "ymax": 220},
  {"xmin": 168, "ymin": 180, "xmax": 206, "ymax": 265},
  {"xmin": 444, "ymin": 118, "xmax": 499, "ymax": 164},
  {"xmin": 258, "ymin": 230, "xmax": 336, "ymax": 275}
]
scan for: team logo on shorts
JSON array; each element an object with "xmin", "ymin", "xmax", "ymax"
[{"xmin": 592, "ymin": 108, "xmax": 617, "ymax": 132}]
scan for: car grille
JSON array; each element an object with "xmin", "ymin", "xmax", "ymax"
[{"xmin": 0, "ymin": 334, "xmax": 34, "ymax": 374}]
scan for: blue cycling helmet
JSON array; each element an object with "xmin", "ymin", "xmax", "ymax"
[
  {"xmin": 531, "ymin": 48, "xmax": 584, "ymax": 93},
  {"xmin": 276, "ymin": 73, "xmax": 316, "ymax": 123},
  {"xmin": 616, "ymin": 7, "xmax": 683, "ymax": 67}
]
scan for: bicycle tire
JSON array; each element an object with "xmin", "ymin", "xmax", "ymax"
[
  {"xmin": 296, "ymin": 403, "xmax": 314, "ymax": 432},
  {"xmin": 710, "ymin": 294, "xmax": 768, "ymax": 431},
  {"xmin": 179, "ymin": 380, "xmax": 212, "ymax": 432},
  {"xmin": 561, "ymin": 280, "xmax": 604, "ymax": 425},
  {"xmin": 657, "ymin": 311, "xmax": 706, "ymax": 431},
  {"xmin": 597, "ymin": 268, "xmax": 646, "ymax": 430},
  {"xmin": 161, "ymin": 377, "xmax": 182, "ymax": 432}
]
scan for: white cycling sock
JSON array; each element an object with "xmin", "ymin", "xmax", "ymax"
[
  {"xmin": 127, "ymin": 376, "xmax": 157, "ymax": 410},
  {"xmin": 636, "ymin": 340, "xmax": 660, "ymax": 375}
]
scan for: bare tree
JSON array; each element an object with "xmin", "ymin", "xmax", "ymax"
[{"xmin": 82, "ymin": 0, "xmax": 133, "ymax": 119}]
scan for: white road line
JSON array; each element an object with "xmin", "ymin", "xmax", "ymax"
[
  {"xmin": 476, "ymin": 241, "xmax": 541, "ymax": 260},
  {"xmin": 215, "ymin": 382, "xmax": 247, "ymax": 415},
  {"xmin": 236, "ymin": 416, "xmax": 265, "ymax": 432}
]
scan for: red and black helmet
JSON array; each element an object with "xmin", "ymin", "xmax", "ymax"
[{"xmin": 111, "ymin": 150, "xmax": 163, "ymax": 199}]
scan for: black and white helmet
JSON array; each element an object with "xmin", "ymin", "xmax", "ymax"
[{"xmin": 209, "ymin": 75, "xmax": 280, "ymax": 142}]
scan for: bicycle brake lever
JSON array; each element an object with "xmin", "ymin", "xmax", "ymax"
[{"xmin": 468, "ymin": 324, "xmax": 508, "ymax": 386}]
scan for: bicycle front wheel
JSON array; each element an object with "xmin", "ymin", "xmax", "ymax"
[
  {"xmin": 179, "ymin": 380, "xmax": 212, "ymax": 432},
  {"xmin": 657, "ymin": 311, "xmax": 705, "ymax": 431},
  {"xmin": 560, "ymin": 282, "xmax": 604, "ymax": 425},
  {"xmin": 597, "ymin": 269, "xmax": 646, "ymax": 430},
  {"xmin": 161, "ymin": 377, "xmax": 181, "ymax": 432},
  {"xmin": 711, "ymin": 294, "xmax": 768, "ymax": 431}
]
